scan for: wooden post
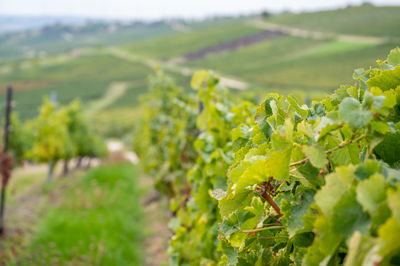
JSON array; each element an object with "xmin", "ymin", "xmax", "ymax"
[{"xmin": 0, "ymin": 86, "xmax": 13, "ymax": 234}]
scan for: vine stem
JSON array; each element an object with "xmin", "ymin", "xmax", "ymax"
[
  {"xmin": 260, "ymin": 188, "xmax": 282, "ymax": 217},
  {"xmin": 275, "ymin": 180, "xmax": 287, "ymax": 193},
  {"xmin": 325, "ymin": 134, "xmax": 365, "ymax": 154},
  {"xmin": 242, "ymin": 226, "xmax": 285, "ymax": 233},
  {"xmin": 289, "ymin": 132, "xmax": 365, "ymax": 168},
  {"xmin": 257, "ymin": 236, "xmax": 288, "ymax": 240}
]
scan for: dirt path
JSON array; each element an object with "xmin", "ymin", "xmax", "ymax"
[
  {"xmin": 107, "ymin": 141, "xmax": 171, "ymax": 265},
  {"xmin": 248, "ymin": 19, "xmax": 386, "ymax": 44},
  {"xmin": 85, "ymin": 81, "xmax": 129, "ymax": 115},
  {"xmin": 139, "ymin": 176, "xmax": 171, "ymax": 266},
  {"xmin": 108, "ymin": 47, "xmax": 249, "ymax": 90},
  {"xmin": 0, "ymin": 164, "xmax": 83, "ymax": 264}
]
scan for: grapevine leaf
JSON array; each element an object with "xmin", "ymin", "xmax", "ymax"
[
  {"xmin": 374, "ymin": 130, "xmax": 400, "ymax": 165},
  {"xmin": 292, "ymin": 232, "xmax": 314, "ymax": 248},
  {"xmin": 302, "ymin": 145, "xmax": 327, "ymax": 168},
  {"xmin": 378, "ymin": 217, "xmax": 400, "ymax": 257},
  {"xmin": 367, "ymin": 66, "xmax": 400, "ymax": 91},
  {"xmin": 303, "ymin": 215, "xmax": 342, "ymax": 265},
  {"xmin": 387, "ymin": 47, "xmax": 400, "ymax": 66},
  {"xmin": 291, "ymin": 147, "xmax": 322, "ymax": 188},
  {"xmin": 387, "ymin": 189, "xmax": 400, "ymax": 222},
  {"xmin": 281, "ymin": 188, "xmax": 315, "ymax": 237},
  {"xmin": 235, "ymin": 146, "xmax": 292, "ymax": 193},
  {"xmin": 339, "ymin": 97, "xmax": 372, "ymax": 129},
  {"xmin": 287, "ymin": 96, "xmax": 308, "ymax": 119},
  {"xmin": 354, "ymin": 160, "xmax": 383, "ymax": 180},
  {"xmin": 331, "ymin": 189, "xmax": 370, "ymax": 237},
  {"xmin": 370, "ymin": 121, "xmax": 390, "ymax": 134},
  {"xmin": 219, "ymin": 191, "xmax": 253, "ymax": 218},
  {"xmin": 356, "ymin": 174, "xmax": 386, "ymax": 214},
  {"xmin": 314, "ymin": 167, "xmax": 353, "ymax": 217},
  {"xmin": 344, "ymin": 232, "xmax": 378, "ymax": 266},
  {"xmin": 221, "ymin": 241, "xmax": 238, "ymax": 265},
  {"xmin": 314, "ymin": 117, "xmax": 340, "ymax": 141}
]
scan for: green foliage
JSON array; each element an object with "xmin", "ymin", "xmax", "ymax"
[
  {"xmin": 138, "ymin": 47, "xmax": 400, "ymax": 265},
  {"xmin": 61, "ymin": 100, "xmax": 107, "ymax": 159},
  {"xmin": 9, "ymin": 113, "xmax": 34, "ymax": 164},
  {"xmin": 134, "ymin": 70, "xmax": 198, "ymax": 197},
  {"xmin": 28, "ymin": 97, "xmax": 73, "ymax": 164}
]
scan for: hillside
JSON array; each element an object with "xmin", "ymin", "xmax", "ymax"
[
  {"xmin": 118, "ymin": 5, "xmax": 400, "ymax": 91},
  {"xmin": 1, "ymin": 5, "xmax": 399, "ymax": 121},
  {"xmin": 0, "ymin": 21, "xmax": 177, "ymax": 64},
  {"xmin": 267, "ymin": 5, "xmax": 400, "ymax": 37}
]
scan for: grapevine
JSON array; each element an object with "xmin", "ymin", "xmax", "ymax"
[{"xmin": 136, "ymin": 47, "xmax": 400, "ymax": 265}]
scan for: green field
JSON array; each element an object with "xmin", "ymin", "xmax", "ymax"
[
  {"xmin": 0, "ymin": 51, "xmax": 154, "ymax": 119},
  {"xmin": 12, "ymin": 163, "xmax": 144, "ymax": 265},
  {"xmin": 267, "ymin": 5, "xmax": 400, "ymax": 37},
  {"xmin": 187, "ymin": 37, "xmax": 397, "ymax": 90}
]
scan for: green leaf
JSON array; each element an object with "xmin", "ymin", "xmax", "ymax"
[
  {"xmin": 314, "ymin": 117, "xmax": 340, "ymax": 141},
  {"xmin": 367, "ymin": 66, "xmax": 400, "ymax": 91},
  {"xmin": 292, "ymin": 232, "xmax": 314, "ymax": 248},
  {"xmin": 339, "ymin": 97, "xmax": 372, "ymax": 129},
  {"xmin": 221, "ymin": 241, "xmax": 239, "ymax": 265},
  {"xmin": 303, "ymin": 215, "xmax": 342, "ymax": 265},
  {"xmin": 374, "ymin": 130, "xmax": 400, "ymax": 165},
  {"xmin": 191, "ymin": 70, "xmax": 211, "ymax": 90},
  {"xmin": 281, "ymin": 188, "xmax": 315, "ymax": 237},
  {"xmin": 387, "ymin": 47, "xmax": 400, "ymax": 66},
  {"xmin": 370, "ymin": 121, "xmax": 390, "ymax": 134},
  {"xmin": 354, "ymin": 160, "xmax": 383, "ymax": 180},
  {"xmin": 287, "ymin": 96, "xmax": 308, "ymax": 119},
  {"xmin": 356, "ymin": 174, "xmax": 386, "ymax": 214},
  {"xmin": 219, "ymin": 191, "xmax": 253, "ymax": 218},
  {"xmin": 344, "ymin": 232, "xmax": 378, "ymax": 266},
  {"xmin": 235, "ymin": 146, "xmax": 292, "ymax": 193},
  {"xmin": 314, "ymin": 166, "xmax": 353, "ymax": 217},
  {"xmin": 331, "ymin": 189, "xmax": 370, "ymax": 237},
  {"xmin": 378, "ymin": 217, "xmax": 400, "ymax": 257},
  {"xmin": 387, "ymin": 189, "xmax": 400, "ymax": 222},
  {"xmin": 302, "ymin": 145, "xmax": 327, "ymax": 168}
]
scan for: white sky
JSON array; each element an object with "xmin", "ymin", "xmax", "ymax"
[{"xmin": 0, "ymin": 0, "xmax": 399, "ymax": 20}]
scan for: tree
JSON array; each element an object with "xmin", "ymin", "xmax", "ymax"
[{"xmin": 28, "ymin": 97, "xmax": 73, "ymax": 182}]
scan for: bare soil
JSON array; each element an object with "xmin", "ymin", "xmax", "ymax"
[
  {"xmin": 184, "ymin": 30, "xmax": 285, "ymax": 61},
  {"xmin": 139, "ymin": 174, "xmax": 172, "ymax": 266},
  {"xmin": 0, "ymin": 81, "xmax": 54, "ymax": 92}
]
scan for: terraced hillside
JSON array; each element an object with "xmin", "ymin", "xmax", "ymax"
[
  {"xmin": 267, "ymin": 5, "xmax": 400, "ymax": 37},
  {"xmin": 1, "ymin": 5, "xmax": 399, "ymax": 121},
  {"xmin": 118, "ymin": 5, "xmax": 400, "ymax": 92}
]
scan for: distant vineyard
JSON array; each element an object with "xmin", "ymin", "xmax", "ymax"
[
  {"xmin": 10, "ymin": 97, "xmax": 107, "ymax": 181},
  {"xmin": 135, "ymin": 47, "xmax": 400, "ymax": 265}
]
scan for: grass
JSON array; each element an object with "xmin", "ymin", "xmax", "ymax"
[
  {"xmin": 92, "ymin": 107, "xmax": 143, "ymax": 139},
  {"xmin": 13, "ymin": 163, "xmax": 144, "ymax": 266},
  {"xmin": 122, "ymin": 22, "xmax": 264, "ymax": 59},
  {"xmin": 267, "ymin": 5, "xmax": 400, "ymax": 37}
]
